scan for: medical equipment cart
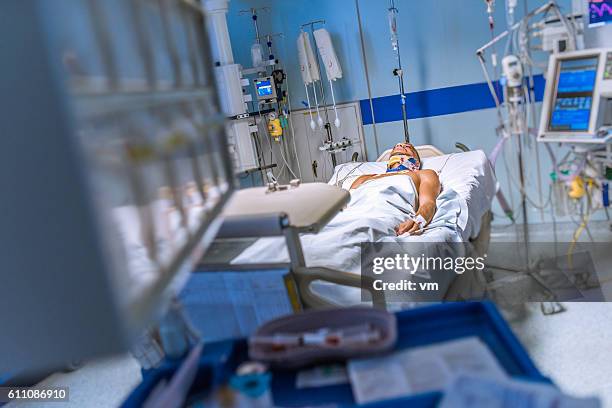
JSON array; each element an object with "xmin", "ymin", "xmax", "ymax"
[{"xmin": 122, "ymin": 301, "xmax": 550, "ymax": 407}]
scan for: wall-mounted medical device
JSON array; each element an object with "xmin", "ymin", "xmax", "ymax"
[
  {"xmin": 254, "ymin": 76, "xmax": 278, "ymax": 102},
  {"xmin": 538, "ymin": 48, "xmax": 612, "ymax": 144}
]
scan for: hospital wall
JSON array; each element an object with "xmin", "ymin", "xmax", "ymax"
[{"xmin": 226, "ymin": 0, "xmax": 602, "ymax": 226}]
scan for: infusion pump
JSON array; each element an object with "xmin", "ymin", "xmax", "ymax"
[{"xmin": 538, "ymin": 48, "xmax": 612, "ymax": 144}]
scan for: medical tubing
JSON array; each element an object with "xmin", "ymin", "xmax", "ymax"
[
  {"xmin": 550, "ymin": 1, "xmax": 577, "ymax": 51},
  {"xmin": 488, "ymin": 134, "xmax": 509, "ymax": 167},
  {"xmin": 504, "ymin": 26, "xmax": 514, "ymax": 57},
  {"xmin": 287, "ymin": 107, "xmax": 303, "ymax": 179},
  {"xmin": 329, "ymin": 79, "xmax": 340, "ymax": 123},
  {"xmin": 568, "ymin": 205, "xmax": 596, "ymax": 268},
  {"xmin": 524, "ymin": 80, "xmax": 545, "ymax": 220},
  {"xmin": 278, "ymin": 137, "xmax": 298, "ymax": 179},
  {"xmin": 502, "ymin": 123, "xmax": 581, "ymax": 211},
  {"xmin": 548, "ymin": 144, "xmax": 586, "ymax": 182},
  {"xmin": 502, "ymin": 136, "xmax": 552, "ymax": 210},
  {"xmin": 254, "ymin": 123, "xmax": 266, "ymax": 167},
  {"xmin": 258, "ymin": 104, "xmax": 278, "ymax": 180},
  {"xmin": 280, "ymin": 61, "xmax": 302, "ymax": 178},
  {"xmin": 333, "ymin": 162, "xmax": 366, "ymax": 188},
  {"xmin": 312, "ymin": 82, "xmax": 323, "ymax": 127},
  {"xmin": 548, "ymin": 184, "xmax": 560, "ymax": 259},
  {"xmin": 478, "ymin": 54, "xmax": 505, "ymax": 124},
  {"xmin": 304, "ymin": 83, "xmax": 315, "ymax": 125},
  {"xmin": 502, "ymin": 130, "xmax": 517, "ymax": 211},
  {"xmin": 437, "ymin": 153, "xmax": 454, "ymax": 175}
]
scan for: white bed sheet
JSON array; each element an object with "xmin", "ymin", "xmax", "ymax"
[
  {"xmin": 229, "ymin": 150, "xmax": 496, "ymax": 305},
  {"xmin": 231, "ymin": 171, "xmax": 466, "ymax": 305}
]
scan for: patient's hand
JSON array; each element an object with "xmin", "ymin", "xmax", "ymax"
[
  {"xmin": 395, "ymin": 219, "xmax": 420, "ymax": 236},
  {"xmin": 395, "ymin": 202, "xmax": 436, "ymax": 236}
]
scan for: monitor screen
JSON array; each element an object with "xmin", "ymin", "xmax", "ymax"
[
  {"xmin": 256, "ymin": 79, "xmax": 274, "ymax": 97},
  {"xmin": 549, "ymin": 56, "xmax": 599, "ymax": 132},
  {"xmin": 589, "ymin": 0, "xmax": 612, "ymax": 27}
]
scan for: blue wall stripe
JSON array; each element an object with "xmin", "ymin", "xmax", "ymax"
[{"xmin": 360, "ymin": 74, "xmax": 545, "ymax": 125}]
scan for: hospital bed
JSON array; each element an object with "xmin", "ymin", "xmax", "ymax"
[{"xmin": 217, "ymin": 146, "xmax": 497, "ymax": 308}]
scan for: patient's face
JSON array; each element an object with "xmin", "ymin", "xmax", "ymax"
[{"xmin": 387, "ymin": 143, "xmax": 420, "ymax": 172}]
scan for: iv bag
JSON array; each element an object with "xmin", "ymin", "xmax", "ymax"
[
  {"xmin": 251, "ymin": 42, "xmax": 264, "ymax": 68},
  {"xmin": 388, "ymin": 8, "xmax": 398, "ymax": 51},
  {"xmin": 313, "ymin": 28, "xmax": 342, "ymax": 81},
  {"xmin": 297, "ymin": 32, "xmax": 313, "ymax": 84}
]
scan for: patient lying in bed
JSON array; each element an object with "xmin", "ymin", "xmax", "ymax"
[
  {"xmin": 348, "ymin": 143, "xmax": 441, "ymax": 236},
  {"xmin": 233, "ymin": 142, "xmax": 461, "ymax": 272},
  {"xmin": 233, "ymin": 142, "xmax": 464, "ymax": 304}
]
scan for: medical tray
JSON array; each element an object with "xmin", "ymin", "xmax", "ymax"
[{"xmin": 122, "ymin": 302, "xmax": 549, "ymax": 407}]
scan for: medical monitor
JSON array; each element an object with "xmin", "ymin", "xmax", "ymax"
[
  {"xmin": 538, "ymin": 48, "xmax": 612, "ymax": 144},
  {"xmin": 548, "ymin": 56, "xmax": 598, "ymax": 132},
  {"xmin": 254, "ymin": 76, "xmax": 277, "ymax": 101},
  {"xmin": 588, "ymin": 0, "xmax": 612, "ymax": 28}
]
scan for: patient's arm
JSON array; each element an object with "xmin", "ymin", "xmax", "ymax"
[{"xmin": 395, "ymin": 169, "xmax": 441, "ymax": 236}]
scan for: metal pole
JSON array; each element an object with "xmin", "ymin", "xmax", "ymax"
[
  {"xmin": 355, "ymin": 0, "xmax": 377, "ymax": 158},
  {"xmin": 522, "ymin": 0, "xmax": 545, "ymax": 222},
  {"xmin": 389, "ymin": 0, "xmax": 410, "ymax": 143},
  {"xmin": 517, "ymin": 131, "xmax": 531, "ymax": 267},
  {"xmin": 86, "ymin": 0, "xmax": 119, "ymax": 90}
]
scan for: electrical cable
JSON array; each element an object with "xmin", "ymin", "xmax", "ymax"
[
  {"xmin": 567, "ymin": 206, "xmax": 595, "ymax": 268},
  {"xmin": 437, "ymin": 153, "xmax": 454, "ymax": 175},
  {"xmin": 284, "ymin": 83, "xmax": 303, "ymax": 179},
  {"xmin": 278, "ymin": 36, "xmax": 303, "ymax": 179},
  {"xmin": 501, "ymin": 131, "xmax": 517, "ymax": 212},
  {"xmin": 331, "ymin": 162, "xmax": 366, "ymax": 188},
  {"xmin": 478, "ymin": 54, "xmax": 505, "ymax": 125},
  {"xmin": 278, "ymin": 137, "xmax": 298, "ymax": 179},
  {"xmin": 547, "ymin": 183, "xmax": 560, "ymax": 259},
  {"xmin": 257, "ymin": 104, "xmax": 280, "ymax": 181},
  {"xmin": 502, "ymin": 137, "xmax": 552, "ymax": 210}
]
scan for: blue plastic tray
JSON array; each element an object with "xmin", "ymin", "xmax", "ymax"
[{"xmin": 122, "ymin": 302, "xmax": 549, "ymax": 407}]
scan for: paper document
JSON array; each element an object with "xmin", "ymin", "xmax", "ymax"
[
  {"xmin": 296, "ymin": 365, "xmax": 350, "ymax": 389},
  {"xmin": 440, "ymin": 375, "xmax": 601, "ymax": 408},
  {"xmin": 348, "ymin": 337, "xmax": 506, "ymax": 405},
  {"xmin": 180, "ymin": 270, "xmax": 294, "ymax": 341}
]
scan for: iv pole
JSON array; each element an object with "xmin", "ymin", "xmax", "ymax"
[
  {"xmin": 476, "ymin": 0, "xmax": 576, "ymax": 268},
  {"xmin": 389, "ymin": 0, "xmax": 410, "ymax": 143},
  {"xmin": 474, "ymin": 0, "xmax": 576, "ymax": 315}
]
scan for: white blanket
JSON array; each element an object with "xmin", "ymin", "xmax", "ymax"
[
  {"xmin": 329, "ymin": 150, "xmax": 497, "ymax": 239},
  {"xmin": 231, "ymin": 173, "xmax": 466, "ymax": 304}
]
